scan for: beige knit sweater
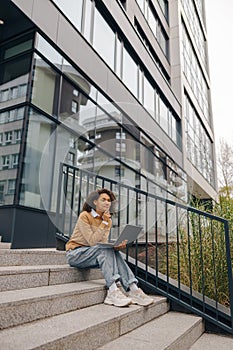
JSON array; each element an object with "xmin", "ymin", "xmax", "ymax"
[{"xmin": 66, "ymin": 210, "xmax": 112, "ymax": 251}]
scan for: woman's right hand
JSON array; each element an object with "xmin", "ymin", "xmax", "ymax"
[{"xmin": 103, "ymin": 210, "xmax": 111, "ymax": 222}]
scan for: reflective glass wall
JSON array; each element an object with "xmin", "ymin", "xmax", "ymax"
[
  {"xmin": 0, "ymin": 32, "xmax": 33, "ymax": 205},
  {"xmin": 51, "ymin": 0, "xmax": 180, "ymax": 147},
  {"xmin": 0, "ymin": 30, "xmax": 187, "ymax": 211}
]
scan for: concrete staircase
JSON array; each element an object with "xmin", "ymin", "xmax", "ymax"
[
  {"xmin": 0, "ymin": 236, "xmax": 11, "ymax": 249},
  {"xmin": 0, "ymin": 249, "xmax": 232, "ymax": 349}
]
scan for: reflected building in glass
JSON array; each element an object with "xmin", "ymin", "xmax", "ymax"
[{"xmin": 0, "ymin": 0, "xmax": 217, "ymax": 247}]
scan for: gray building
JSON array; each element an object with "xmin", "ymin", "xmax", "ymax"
[{"xmin": 0, "ymin": 0, "xmax": 217, "ymax": 248}]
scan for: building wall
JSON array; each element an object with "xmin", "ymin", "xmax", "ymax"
[{"xmin": 0, "ymin": 0, "xmax": 218, "ymax": 247}]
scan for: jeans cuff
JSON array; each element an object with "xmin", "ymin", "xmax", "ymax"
[
  {"xmin": 125, "ymin": 277, "xmax": 138, "ymax": 290},
  {"xmin": 107, "ymin": 274, "xmax": 121, "ymax": 288}
]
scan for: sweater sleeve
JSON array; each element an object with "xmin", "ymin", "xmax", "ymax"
[{"xmin": 75, "ymin": 212, "xmax": 111, "ymax": 246}]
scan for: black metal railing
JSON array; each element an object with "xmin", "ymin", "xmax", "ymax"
[{"xmin": 56, "ymin": 163, "xmax": 233, "ymax": 334}]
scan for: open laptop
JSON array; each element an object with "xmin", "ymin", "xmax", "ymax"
[{"xmin": 98, "ymin": 224, "xmax": 143, "ymax": 248}]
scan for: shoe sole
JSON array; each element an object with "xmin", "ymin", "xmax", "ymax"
[
  {"xmin": 104, "ymin": 299, "xmax": 132, "ymax": 307},
  {"xmin": 131, "ymin": 299, "xmax": 154, "ymax": 306}
]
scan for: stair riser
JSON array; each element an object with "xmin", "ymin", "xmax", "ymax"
[
  {"xmin": 0, "ymin": 289, "xmax": 106, "ymax": 330},
  {"xmin": 0, "ymin": 268, "xmax": 103, "ymax": 291},
  {"xmin": 0, "ymin": 252, "xmax": 67, "ymax": 266},
  {"xmin": 37, "ymin": 319, "xmax": 121, "ymax": 350},
  {"xmin": 0, "ymin": 243, "xmax": 11, "ymax": 249},
  {"xmin": 167, "ymin": 320, "xmax": 205, "ymax": 350},
  {"xmin": 2, "ymin": 301, "xmax": 169, "ymax": 350},
  {"xmin": 120, "ymin": 300, "xmax": 169, "ymax": 334}
]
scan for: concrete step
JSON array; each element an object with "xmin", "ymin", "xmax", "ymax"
[
  {"xmin": 0, "ymin": 296, "xmax": 169, "ymax": 350},
  {"xmin": 0, "ymin": 242, "xmax": 11, "ymax": 249},
  {"xmin": 0, "ymin": 264, "xmax": 103, "ymax": 292},
  {"xmin": 98, "ymin": 312, "xmax": 204, "ymax": 350},
  {"xmin": 0, "ymin": 279, "xmax": 107, "ymax": 329},
  {"xmin": 0, "ymin": 248, "xmax": 67, "ymax": 266},
  {"xmin": 0, "ymin": 235, "xmax": 12, "ymax": 248},
  {"xmin": 190, "ymin": 333, "xmax": 233, "ymax": 349}
]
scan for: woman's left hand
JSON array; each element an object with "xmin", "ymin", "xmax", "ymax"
[{"xmin": 114, "ymin": 240, "xmax": 128, "ymax": 250}]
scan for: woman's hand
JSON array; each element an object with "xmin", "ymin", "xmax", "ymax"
[
  {"xmin": 114, "ymin": 240, "xmax": 128, "ymax": 250},
  {"xmin": 102, "ymin": 210, "xmax": 111, "ymax": 222}
]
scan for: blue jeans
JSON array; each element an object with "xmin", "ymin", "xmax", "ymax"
[{"xmin": 66, "ymin": 245, "xmax": 138, "ymax": 289}]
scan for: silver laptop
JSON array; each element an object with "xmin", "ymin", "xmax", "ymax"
[{"xmin": 98, "ymin": 224, "xmax": 143, "ymax": 248}]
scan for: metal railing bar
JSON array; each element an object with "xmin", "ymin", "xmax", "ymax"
[
  {"xmin": 165, "ymin": 202, "xmax": 169, "ymax": 288},
  {"xmin": 176, "ymin": 205, "xmax": 181, "ymax": 296},
  {"xmin": 224, "ymin": 220, "xmax": 233, "ymax": 325},
  {"xmin": 55, "ymin": 162, "xmax": 64, "ymax": 231},
  {"xmin": 198, "ymin": 214, "xmax": 205, "ymax": 311},
  {"xmin": 76, "ymin": 168, "xmax": 83, "ymax": 217},
  {"xmin": 61, "ymin": 166, "xmax": 69, "ymax": 233},
  {"xmin": 187, "ymin": 210, "xmax": 193, "ymax": 306},
  {"xmin": 68, "ymin": 167, "xmax": 76, "ymax": 235},
  {"xmin": 210, "ymin": 218, "xmax": 219, "ymax": 319}
]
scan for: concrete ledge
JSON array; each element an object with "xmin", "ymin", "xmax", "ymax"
[
  {"xmin": 0, "ymin": 265, "xmax": 103, "ymax": 291},
  {"xmin": 0, "ymin": 249, "xmax": 67, "ymax": 266},
  {"xmin": 0, "ymin": 279, "xmax": 106, "ymax": 330}
]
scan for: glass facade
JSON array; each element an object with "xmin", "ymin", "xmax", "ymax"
[
  {"xmin": 184, "ymin": 94, "xmax": 214, "ymax": 186},
  {"xmin": 136, "ymin": 0, "xmax": 169, "ymax": 57},
  {"xmin": 0, "ymin": 32, "xmax": 33, "ymax": 205},
  {"xmin": 181, "ymin": 23, "xmax": 210, "ymax": 123},
  {"xmin": 52, "ymin": 0, "xmax": 179, "ymax": 146},
  {"xmin": 0, "ymin": 29, "xmax": 187, "ymax": 209},
  {"xmin": 181, "ymin": 0, "xmax": 207, "ymax": 67}
]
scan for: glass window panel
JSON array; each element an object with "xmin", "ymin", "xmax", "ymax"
[
  {"xmin": 3, "ymin": 38, "xmax": 33, "ymax": 60},
  {"xmin": 0, "ymin": 89, "xmax": 9, "ymax": 102},
  {"xmin": 136, "ymin": 0, "xmax": 144, "ymax": 12},
  {"xmin": 7, "ymin": 179, "xmax": 15, "ymax": 195},
  {"xmin": 0, "ymin": 182, "xmax": 5, "ymax": 204},
  {"xmin": 59, "ymin": 77, "xmax": 82, "ymax": 122},
  {"xmin": 36, "ymin": 34, "xmax": 62, "ymax": 68},
  {"xmin": 0, "ymin": 54, "xmax": 31, "ymax": 86},
  {"xmin": 116, "ymin": 37, "xmax": 122, "ymax": 77},
  {"xmin": 122, "ymin": 47, "xmax": 138, "ymax": 97},
  {"xmin": 160, "ymin": 98, "xmax": 168, "ymax": 133},
  {"xmin": 53, "ymin": 0, "xmax": 83, "ymax": 31},
  {"xmin": 144, "ymin": 77, "xmax": 155, "ymax": 117},
  {"xmin": 83, "ymin": 0, "xmax": 93, "ymax": 41},
  {"xmin": 31, "ymin": 55, "xmax": 59, "ymax": 116},
  {"xmin": 93, "ymin": 9, "xmax": 115, "ymax": 70},
  {"xmin": 78, "ymin": 98, "xmax": 97, "ymax": 132},
  {"xmin": 20, "ymin": 110, "xmax": 55, "ymax": 209},
  {"xmin": 148, "ymin": 7, "xmax": 157, "ymax": 38},
  {"xmin": 62, "ymin": 59, "xmax": 91, "ymax": 96}
]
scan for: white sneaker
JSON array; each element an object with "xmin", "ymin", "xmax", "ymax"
[
  {"xmin": 104, "ymin": 288, "xmax": 132, "ymax": 307},
  {"xmin": 129, "ymin": 288, "xmax": 154, "ymax": 306}
]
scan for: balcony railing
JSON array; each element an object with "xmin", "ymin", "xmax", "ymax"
[{"xmin": 56, "ymin": 163, "xmax": 233, "ymax": 335}]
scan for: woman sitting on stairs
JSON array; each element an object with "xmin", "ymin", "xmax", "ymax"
[{"xmin": 66, "ymin": 188, "xmax": 153, "ymax": 307}]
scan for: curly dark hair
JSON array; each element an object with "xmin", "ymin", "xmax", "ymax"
[{"xmin": 82, "ymin": 188, "xmax": 116, "ymax": 213}]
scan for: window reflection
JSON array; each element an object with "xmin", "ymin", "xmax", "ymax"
[
  {"xmin": 19, "ymin": 110, "xmax": 54, "ymax": 209},
  {"xmin": 144, "ymin": 76, "xmax": 155, "ymax": 117},
  {"xmin": 36, "ymin": 34, "xmax": 62, "ymax": 69},
  {"xmin": 31, "ymin": 54, "xmax": 59, "ymax": 116},
  {"xmin": 53, "ymin": 0, "xmax": 83, "ymax": 31},
  {"xmin": 122, "ymin": 47, "xmax": 138, "ymax": 97},
  {"xmin": 184, "ymin": 94, "xmax": 214, "ymax": 186},
  {"xmin": 83, "ymin": 0, "xmax": 93, "ymax": 41},
  {"xmin": 93, "ymin": 8, "xmax": 115, "ymax": 70}
]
